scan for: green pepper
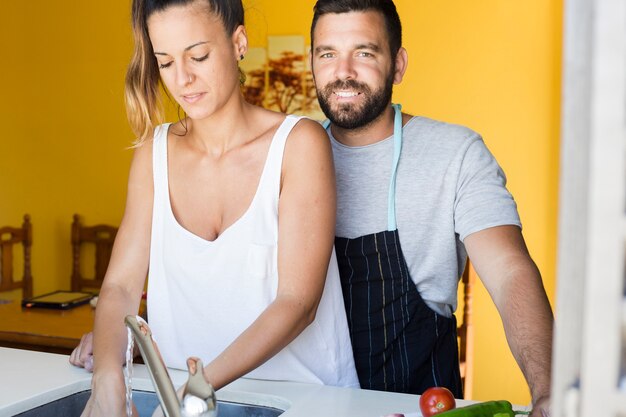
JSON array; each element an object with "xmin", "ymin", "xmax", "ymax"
[{"xmin": 435, "ymin": 400, "xmax": 531, "ymax": 416}]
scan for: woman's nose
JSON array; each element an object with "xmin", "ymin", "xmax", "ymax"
[{"xmin": 176, "ymin": 63, "xmax": 194, "ymax": 87}]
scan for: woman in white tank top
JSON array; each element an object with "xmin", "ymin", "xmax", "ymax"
[{"xmin": 69, "ymin": 0, "xmax": 358, "ymax": 415}]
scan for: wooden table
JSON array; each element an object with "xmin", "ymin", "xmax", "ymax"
[{"xmin": 0, "ymin": 299, "xmax": 94, "ymax": 355}]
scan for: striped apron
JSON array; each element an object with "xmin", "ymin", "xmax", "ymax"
[{"xmin": 329, "ymin": 104, "xmax": 463, "ymax": 396}]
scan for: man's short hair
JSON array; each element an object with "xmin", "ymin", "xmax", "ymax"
[{"xmin": 311, "ymin": 0, "xmax": 402, "ymax": 57}]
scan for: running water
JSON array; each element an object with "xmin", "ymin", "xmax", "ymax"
[{"xmin": 125, "ymin": 327, "xmax": 135, "ymax": 417}]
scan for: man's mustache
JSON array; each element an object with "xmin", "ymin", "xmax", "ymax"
[{"xmin": 322, "ymin": 79, "xmax": 371, "ymax": 94}]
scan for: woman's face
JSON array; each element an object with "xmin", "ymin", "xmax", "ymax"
[{"xmin": 147, "ymin": 2, "xmax": 245, "ymax": 120}]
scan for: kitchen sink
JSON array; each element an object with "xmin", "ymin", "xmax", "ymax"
[{"xmin": 15, "ymin": 390, "xmax": 284, "ymax": 417}]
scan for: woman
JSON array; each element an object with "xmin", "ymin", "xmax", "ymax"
[{"xmin": 69, "ymin": 0, "xmax": 359, "ymax": 414}]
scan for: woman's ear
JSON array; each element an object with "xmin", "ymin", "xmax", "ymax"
[
  {"xmin": 233, "ymin": 25, "xmax": 248, "ymax": 60},
  {"xmin": 393, "ymin": 47, "xmax": 408, "ymax": 85}
]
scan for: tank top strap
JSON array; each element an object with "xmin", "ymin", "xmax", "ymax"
[
  {"xmin": 256, "ymin": 115, "xmax": 306, "ymax": 206},
  {"xmin": 151, "ymin": 123, "xmax": 171, "ymax": 203}
]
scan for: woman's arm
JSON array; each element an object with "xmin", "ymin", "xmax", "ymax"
[
  {"xmin": 202, "ymin": 119, "xmax": 336, "ymax": 389},
  {"xmin": 79, "ymin": 143, "xmax": 154, "ymax": 416}
]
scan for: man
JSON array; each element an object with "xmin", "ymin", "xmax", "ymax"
[{"xmin": 309, "ymin": 0, "xmax": 553, "ymax": 415}]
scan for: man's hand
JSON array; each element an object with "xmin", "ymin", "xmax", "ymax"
[{"xmin": 530, "ymin": 395, "xmax": 550, "ymax": 417}]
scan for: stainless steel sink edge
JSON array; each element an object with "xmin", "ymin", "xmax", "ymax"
[
  {"xmin": 4, "ymin": 378, "xmax": 92, "ymax": 417},
  {"xmin": 14, "ymin": 389, "xmax": 285, "ymax": 417},
  {"xmin": 217, "ymin": 389, "xmax": 292, "ymax": 412}
]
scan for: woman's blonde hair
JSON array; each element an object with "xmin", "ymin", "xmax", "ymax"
[{"xmin": 125, "ymin": 0, "xmax": 244, "ymax": 145}]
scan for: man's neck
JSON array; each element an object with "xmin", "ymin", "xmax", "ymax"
[{"xmin": 330, "ymin": 105, "xmax": 396, "ymax": 147}]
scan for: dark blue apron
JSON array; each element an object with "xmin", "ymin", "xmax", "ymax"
[{"xmin": 326, "ymin": 104, "xmax": 462, "ymax": 396}]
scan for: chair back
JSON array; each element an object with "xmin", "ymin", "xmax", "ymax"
[
  {"xmin": 0, "ymin": 214, "xmax": 33, "ymax": 299},
  {"xmin": 71, "ymin": 214, "xmax": 117, "ymax": 292},
  {"xmin": 457, "ymin": 260, "xmax": 475, "ymax": 399}
]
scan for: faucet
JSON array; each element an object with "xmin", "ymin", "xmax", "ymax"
[{"xmin": 125, "ymin": 315, "xmax": 217, "ymax": 417}]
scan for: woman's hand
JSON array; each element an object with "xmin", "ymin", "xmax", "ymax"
[
  {"xmin": 80, "ymin": 371, "xmax": 134, "ymax": 417},
  {"xmin": 70, "ymin": 332, "xmax": 95, "ymax": 372},
  {"xmin": 69, "ymin": 331, "xmax": 141, "ymax": 372}
]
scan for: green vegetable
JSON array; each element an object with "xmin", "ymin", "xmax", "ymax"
[{"xmin": 435, "ymin": 400, "xmax": 531, "ymax": 416}]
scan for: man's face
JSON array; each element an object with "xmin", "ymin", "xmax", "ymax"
[{"xmin": 311, "ymin": 10, "xmax": 395, "ymax": 129}]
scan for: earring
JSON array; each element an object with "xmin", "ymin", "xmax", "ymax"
[{"xmin": 240, "ymin": 54, "xmax": 244, "ymax": 61}]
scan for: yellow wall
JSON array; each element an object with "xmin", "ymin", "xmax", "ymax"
[
  {"xmin": 0, "ymin": 2, "xmax": 134, "ymax": 294},
  {"xmin": 0, "ymin": 0, "xmax": 561, "ymax": 407}
]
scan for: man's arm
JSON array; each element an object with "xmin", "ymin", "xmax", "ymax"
[{"xmin": 464, "ymin": 225, "xmax": 553, "ymax": 416}]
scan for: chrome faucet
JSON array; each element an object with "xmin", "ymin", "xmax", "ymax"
[{"xmin": 125, "ymin": 315, "xmax": 217, "ymax": 417}]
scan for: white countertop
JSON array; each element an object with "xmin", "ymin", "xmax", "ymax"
[{"xmin": 0, "ymin": 347, "xmax": 484, "ymax": 417}]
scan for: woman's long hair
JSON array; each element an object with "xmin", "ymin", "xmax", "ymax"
[{"xmin": 125, "ymin": 0, "xmax": 244, "ymax": 145}]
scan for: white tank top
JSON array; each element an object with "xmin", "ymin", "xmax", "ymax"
[{"xmin": 147, "ymin": 116, "xmax": 359, "ymax": 387}]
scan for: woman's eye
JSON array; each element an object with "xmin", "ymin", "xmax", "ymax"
[
  {"xmin": 192, "ymin": 54, "xmax": 209, "ymax": 62},
  {"xmin": 158, "ymin": 62, "xmax": 173, "ymax": 69}
]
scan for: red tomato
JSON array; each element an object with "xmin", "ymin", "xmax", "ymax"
[{"xmin": 419, "ymin": 387, "xmax": 456, "ymax": 416}]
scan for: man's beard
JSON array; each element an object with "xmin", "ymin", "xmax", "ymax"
[{"xmin": 316, "ymin": 71, "xmax": 394, "ymax": 130}]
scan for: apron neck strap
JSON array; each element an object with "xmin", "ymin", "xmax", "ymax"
[
  {"xmin": 322, "ymin": 103, "xmax": 404, "ymax": 231},
  {"xmin": 387, "ymin": 103, "xmax": 403, "ymax": 231}
]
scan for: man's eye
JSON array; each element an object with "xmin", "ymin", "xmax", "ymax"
[
  {"xmin": 319, "ymin": 52, "xmax": 334, "ymax": 59},
  {"xmin": 158, "ymin": 62, "xmax": 173, "ymax": 69},
  {"xmin": 358, "ymin": 52, "xmax": 373, "ymax": 57},
  {"xmin": 192, "ymin": 54, "xmax": 209, "ymax": 62}
]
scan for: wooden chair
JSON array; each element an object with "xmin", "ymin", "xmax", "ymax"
[
  {"xmin": 0, "ymin": 214, "xmax": 33, "ymax": 299},
  {"xmin": 457, "ymin": 260, "xmax": 475, "ymax": 399},
  {"xmin": 71, "ymin": 214, "xmax": 117, "ymax": 292}
]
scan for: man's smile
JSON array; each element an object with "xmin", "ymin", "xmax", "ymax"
[{"xmin": 334, "ymin": 91, "xmax": 360, "ymax": 98}]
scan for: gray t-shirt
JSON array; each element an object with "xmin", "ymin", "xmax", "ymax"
[{"xmin": 329, "ymin": 116, "xmax": 521, "ymax": 317}]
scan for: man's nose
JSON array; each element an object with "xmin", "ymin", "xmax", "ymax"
[{"xmin": 335, "ymin": 56, "xmax": 357, "ymax": 80}]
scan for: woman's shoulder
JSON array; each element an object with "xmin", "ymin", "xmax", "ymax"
[
  {"xmin": 283, "ymin": 116, "xmax": 329, "ymax": 156},
  {"xmin": 280, "ymin": 116, "xmax": 332, "ymax": 173},
  {"xmin": 130, "ymin": 122, "xmax": 174, "ymax": 168}
]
